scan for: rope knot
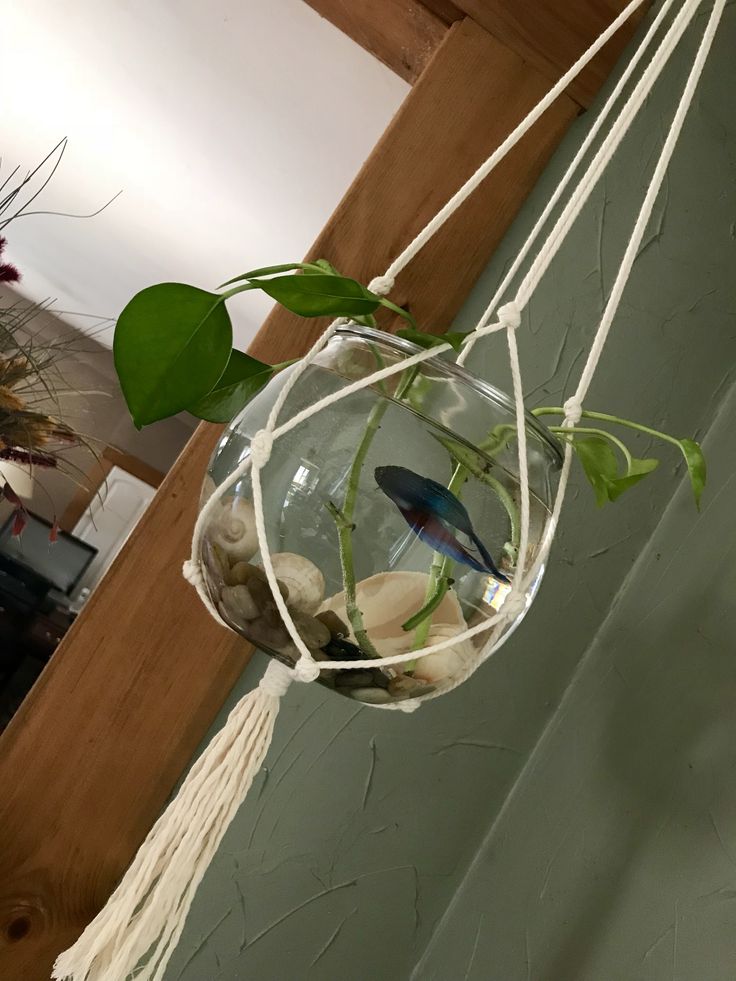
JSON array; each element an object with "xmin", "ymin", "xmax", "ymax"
[
  {"xmin": 563, "ymin": 396, "xmax": 583, "ymax": 425},
  {"xmin": 498, "ymin": 301, "xmax": 522, "ymax": 330},
  {"xmin": 293, "ymin": 656, "xmax": 321, "ymax": 684},
  {"xmin": 502, "ymin": 589, "xmax": 527, "ymax": 620},
  {"xmin": 259, "ymin": 659, "xmax": 294, "ymax": 698},
  {"xmin": 368, "ymin": 274, "xmax": 395, "ymax": 297},
  {"xmin": 250, "ymin": 429, "xmax": 274, "ymax": 467},
  {"xmin": 182, "ymin": 560, "xmax": 204, "ymax": 589}
]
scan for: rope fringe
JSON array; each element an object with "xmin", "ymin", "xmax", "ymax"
[{"xmin": 52, "ymin": 670, "xmax": 290, "ymax": 981}]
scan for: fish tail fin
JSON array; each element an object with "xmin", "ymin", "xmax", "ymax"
[
  {"xmin": 420, "ymin": 523, "xmax": 487, "ymax": 573},
  {"xmin": 470, "ymin": 532, "xmax": 510, "ymax": 583}
]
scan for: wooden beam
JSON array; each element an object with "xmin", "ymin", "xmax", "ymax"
[
  {"xmin": 420, "ymin": 0, "xmax": 464, "ymax": 23},
  {"xmin": 303, "ymin": 0, "xmax": 450, "ymax": 83},
  {"xmin": 0, "ymin": 17, "xmax": 584, "ymax": 980},
  {"xmin": 453, "ymin": 0, "xmax": 647, "ymax": 108}
]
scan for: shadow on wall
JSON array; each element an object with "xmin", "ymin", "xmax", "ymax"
[
  {"xmin": 418, "ymin": 383, "xmax": 736, "ymax": 981},
  {"xmin": 542, "ymin": 482, "xmax": 736, "ymax": 981}
]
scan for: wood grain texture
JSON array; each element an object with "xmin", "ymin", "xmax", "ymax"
[
  {"xmin": 0, "ymin": 17, "xmax": 587, "ymax": 981},
  {"xmin": 453, "ymin": 0, "xmax": 648, "ymax": 108},
  {"xmin": 303, "ymin": 0, "xmax": 449, "ymax": 83},
  {"xmin": 60, "ymin": 447, "xmax": 164, "ymax": 532},
  {"xmin": 248, "ymin": 18, "xmax": 578, "ymax": 361},
  {"xmin": 419, "ymin": 0, "xmax": 464, "ymax": 23}
]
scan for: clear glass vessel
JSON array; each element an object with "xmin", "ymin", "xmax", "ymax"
[{"xmin": 198, "ymin": 325, "xmax": 562, "ymax": 706}]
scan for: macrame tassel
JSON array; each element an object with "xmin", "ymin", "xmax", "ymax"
[{"xmin": 52, "ymin": 660, "xmax": 293, "ymax": 981}]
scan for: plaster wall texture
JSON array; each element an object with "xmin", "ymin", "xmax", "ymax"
[{"xmin": 163, "ymin": 4, "xmax": 736, "ymax": 978}]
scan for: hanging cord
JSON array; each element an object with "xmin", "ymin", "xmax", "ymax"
[
  {"xmin": 473, "ymin": 0, "xmax": 726, "ymax": 670},
  {"xmin": 52, "ymin": 661, "xmax": 293, "ymax": 981},
  {"xmin": 462, "ymin": 0, "xmax": 700, "ymax": 355},
  {"xmin": 183, "ymin": 0, "xmax": 713, "ymax": 693},
  {"xmin": 382, "ymin": 0, "xmax": 649, "ymax": 284},
  {"xmin": 54, "ymin": 5, "xmax": 726, "ymax": 979},
  {"xmin": 457, "ymin": 0, "xmax": 684, "ymax": 366},
  {"xmin": 394, "ymin": 0, "xmax": 725, "ymax": 700}
]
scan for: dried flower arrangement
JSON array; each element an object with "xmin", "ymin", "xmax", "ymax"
[{"xmin": 0, "ymin": 141, "xmax": 104, "ymax": 537}]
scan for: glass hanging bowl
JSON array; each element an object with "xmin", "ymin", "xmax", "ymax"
[{"xmin": 198, "ymin": 325, "xmax": 562, "ymax": 706}]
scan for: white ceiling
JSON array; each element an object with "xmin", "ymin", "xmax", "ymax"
[{"xmin": 0, "ymin": 0, "xmax": 408, "ymax": 348}]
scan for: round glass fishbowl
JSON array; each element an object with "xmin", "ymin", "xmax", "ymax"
[{"xmin": 198, "ymin": 325, "xmax": 562, "ymax": 706}]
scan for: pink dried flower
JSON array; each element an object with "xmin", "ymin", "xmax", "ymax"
[{"xmin": 0, "ymin": 236, "xmax": 20, "ymax": 282}]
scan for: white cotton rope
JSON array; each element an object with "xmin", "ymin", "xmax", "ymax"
[
  {"xmin": 381, "ymin": 0, "xmax": 650, "ymax": 284},
  {"xmin": 457, "ymin": 0, "xmax": 684, "ymax": 366},
  {"xmin": 54, "ymin": 3, "xmax": 725, "ymax": 978},
  {"xmin": 52, "ymin": 661, "xmax": 292, "ymax": 981}
]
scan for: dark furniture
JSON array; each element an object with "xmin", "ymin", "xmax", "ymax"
[{"xmin": 0, "ymin": 511, "xmax": 95, "ymax": 730}]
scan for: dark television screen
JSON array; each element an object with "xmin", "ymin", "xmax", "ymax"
[{"xmin": 0, "ymin": 511, "xmax": 97, "ymax": 595}]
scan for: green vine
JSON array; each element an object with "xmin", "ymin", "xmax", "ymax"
[{"xmin": 114, "ymin": 260, "xmax": 707, "ymax": 669}]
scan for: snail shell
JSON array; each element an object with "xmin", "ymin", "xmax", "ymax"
[
  {"xmin": 411, "ymin": 624, "xmax": 476, "ymax": 686},
  {"xmin": 269, "ymin": 553, "xmax": 325, "ymax": 614},
  {"xmin": 209, "ymin": 497, "xmax": 259, "ymax": 563}
]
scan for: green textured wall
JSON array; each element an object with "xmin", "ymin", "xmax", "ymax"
[{"xmin": 165, "ymin": 4, "xmax": 736, "ymax": 978}]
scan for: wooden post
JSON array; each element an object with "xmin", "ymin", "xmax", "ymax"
[{"xmin": 0, "ymin": 9, "xmax": 637, "ymax": 977}]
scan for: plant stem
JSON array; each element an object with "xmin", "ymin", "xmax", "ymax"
[
  {"xmin": 326, "ymin": 364, "xmax": 419, "ymax": 659},
  {"xmin": 324, "ymin": 500, "xmax": 381, "ymax": 657},
  {"xmin": 549, "ymin": 425, "xmax": 633, "ymax": 468},
  {"xmin": 485, "ymin": 475, "xmax": 521, "ymax": 560},
  {"xmin": 377, "ymin": 297, "xmax": 417, "ymax": 329},
  {"xmin": 533, "ymin": 407, "xmax": 681, "ymax": 449},
  {"xmin": 409, "ymin": 463, "xmax": 467, "ymax": 656}
]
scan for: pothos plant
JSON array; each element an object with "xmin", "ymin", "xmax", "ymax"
[
  {"xmin": 114, "ymin": 262, "xmax": 706, "ymax": 650},
  {"xmin": 114, "ymin": 261, "xmax": 706, "ymax": 508}
]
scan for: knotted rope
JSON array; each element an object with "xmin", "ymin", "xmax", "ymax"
[{"xmin": 53, "ymin": 2, "xmax": 726, "ymax": 978}]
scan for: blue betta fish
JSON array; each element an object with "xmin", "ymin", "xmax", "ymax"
[{"xmin": 374, "ymin": 465, "xmax": 509, "ymax": 583}]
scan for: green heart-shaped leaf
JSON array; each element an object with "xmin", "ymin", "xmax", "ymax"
[
  {"xmin": 396, "ymin": 328, "xmax": 466, "ymax": 352},
  {"xmin": 572, "ymin": 436, "xmax": 619, "ymax": 507},
  {"xmin": 186, "ymin": 350, "xmax": 275, "ymax": 423},
  {"xmin": 678, "ymin": 438, "xmax": 706, "ymax": 509},
  {"xmin": 607, "ymin": 456, "xmax": 659, "ymax": 501},
  {"xmin": 253, "ymin": 273, "xmax": 380, "ymax": 318},
  {"xmin": 114, "ymin": 283, "xmax": 232, "ymax": 427}
]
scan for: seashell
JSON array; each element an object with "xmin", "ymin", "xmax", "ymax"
[
  {"xmin": 319, "ymin": 571, "xmax": 466, "ymax": 660},
  {"xmin": 228, "ymin": 561, "xmax": 289, "ymax": 600},
  {"xmin": 220, "ymin": 584, "xmax": 260, "ymax": 623},
  {"xmin": 410, "ymin": 624, "xmax": 477, "ymax": 686},
  {"xmin": 388, "ymin": 675, "xmax": 436, "ymax": 700},
  {"xmin": 209, "ymin": 497, "xmax": 259, "ymax": 563},
  {"xmin": 202, "ymin": 539, "xmax": 230, "ymax": 586},
  {"xmin": 269, "ymin": 553, "xmax": 325, "ymax": 614},
  {"xmin": 348, "ymin": 686, "xmax": 393, "ymax": 705}
]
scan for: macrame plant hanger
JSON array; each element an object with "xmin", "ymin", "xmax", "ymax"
[{"xmin": 53, "ymin": 1, "xmax": 726, "ymax": 977}]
